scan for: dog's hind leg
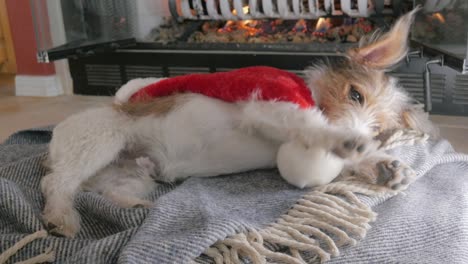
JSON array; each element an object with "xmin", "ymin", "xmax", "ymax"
[
  {"xmin": 41, "ymin": 107, "xmax": 127, "ymax": 237},
  {"xmin": 82, "ymin": 157, "xmax": 158, "ymax": 209}
]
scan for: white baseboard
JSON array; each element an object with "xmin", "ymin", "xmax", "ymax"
[{"xmin": 15, "ymin": 75, "xmax": 64, "ymax": 96}]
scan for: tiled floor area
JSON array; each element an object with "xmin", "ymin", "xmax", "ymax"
[{"xmin": 1, "ymin": 92, "xmax": 467, "ymax": 153}]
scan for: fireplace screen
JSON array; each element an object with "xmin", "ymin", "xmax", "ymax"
[
  {"xmin": 31, "ymin": 0, "xmax": 468, "ymax": 70},
  {"xmin": 29, "ymin": 0, "xmax": 468, "ymax": 115},
  {"xmin": 31, "ymin": 0, "xmax": 416, "ymax": 59},
  {"xmin": 412, "ymin": 0, "xmax": 468, "ymax": 72}
]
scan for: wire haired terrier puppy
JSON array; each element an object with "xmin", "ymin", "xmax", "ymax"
[{"xmin": 41, "ymin": 9, "xmax": 436, "ymax": 237}]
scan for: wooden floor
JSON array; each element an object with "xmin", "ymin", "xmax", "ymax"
[
  {"xmin": 1, "ymin": 85, "xmax": 467, "ymax": 153},
  {"xmin": 0, "ymin": 94, "xmax": 111, "ymax": 140}
]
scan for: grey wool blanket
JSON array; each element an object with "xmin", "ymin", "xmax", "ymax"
[{"xmin": 1, "ymin": 127, "xmax": 468, "ymax": 264}]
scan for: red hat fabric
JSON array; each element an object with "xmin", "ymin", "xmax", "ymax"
[{"xmin": 130, "ymin": 66, "xmax": 315, "ymax": 109}]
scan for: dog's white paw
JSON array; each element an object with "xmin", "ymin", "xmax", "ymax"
[
  {"xmin": 43, "ymin": 206, "xmax": 81, "ymax": 238},
  {"xmin": 330, "ymin": 132, "xmax": 376, "ymax": 160},
  {"xmin": 376, "ymin": 159, "xmax": 415, "ymax": 191},
  {"xmin": 338, "ymin": 157, "xmax": 415, "ymax": 192}
]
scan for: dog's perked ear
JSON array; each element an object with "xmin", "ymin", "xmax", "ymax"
[{"xmin": 347, "ymin": 8, "xmax": 420, "ymax": 70}]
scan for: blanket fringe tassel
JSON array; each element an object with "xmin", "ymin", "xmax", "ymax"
[
  {"xmin": 0, "ymin": 230, "xmax": 55, "ymax": 264},
  {"xmin": 201, "ymin": 189, "xmax": 375, "ymax": 264},
  {"xmin": 199, "ymin": 129, "xmax": 428, "ymax": 263}
]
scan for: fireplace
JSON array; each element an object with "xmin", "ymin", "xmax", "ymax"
[
  {"xmin": 151, "ymin": 2, "xmax": 387, "ymax": 47},
  {"xmin": 31, "ymin": 0, "xmax": 468, "ymax": 115}
]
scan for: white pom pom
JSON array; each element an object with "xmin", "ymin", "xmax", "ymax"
[{"xmin": 277, "ymin": 141, "xmax": 344, "ymax": 189}]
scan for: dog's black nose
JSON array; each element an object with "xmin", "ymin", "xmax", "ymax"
[
  {"xmin": 357, "ymin": 144, "xmax": 365, "ymax": 153},
  {"xmin": 343, "ymin": 140, "xmax": 356, "ymax": 150}
]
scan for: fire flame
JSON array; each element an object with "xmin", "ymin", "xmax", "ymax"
[
  {"xmin": 313, "ymin": 18, "xmax": 332, "ymax": 37},
  {"xmin": 217, "ymin": 19, "xmax": 260, "ymax": 37},
  {"xmin": 223, "ymin": 6, "xmax": 258, "ymax": 36},
  {"xmin": 316, "ymin": 18, "xmax": 332, "ymax": 30},
  {"xmin": 233, "ymin": 5, "xmax": 249, "ymax": 16},
  {"xmin": 432, "ymin": 13, "xmax": 446, "ymax": 23}
]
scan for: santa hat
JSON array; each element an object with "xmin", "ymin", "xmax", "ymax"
[{"xmin": 115, "ymin": 66, "xmax": 315, "ymax": 109}]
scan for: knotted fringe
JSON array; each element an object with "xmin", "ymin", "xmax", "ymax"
[
  {"xmin": 379, "ymin": 129, "xmax": 428, "ymax": 151},
  {"xmin": 200, "ymin": 190, "xmax": 374, "ymax": 264},
  {"xmin": 0, "ymin": 230, "xmax": 55, "ymax": 264},
  {"xmin": 198, "ymin": 130, "xmax": 428, "ymax": 263}
]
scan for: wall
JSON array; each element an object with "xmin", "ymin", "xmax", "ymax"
[
  {"xmin": 0, "ymin": 0, "xmax": 16, "ymax": 74},
  {"xmin": 5, "ymin": 0, "xmax": 55, "ymax": 75}
]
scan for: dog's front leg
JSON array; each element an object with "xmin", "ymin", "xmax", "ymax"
[{"xmin": 239, "ymin": 100, "xmax": 371, "ymax": 159}]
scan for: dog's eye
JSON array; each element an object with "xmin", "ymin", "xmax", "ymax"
[{"xmin": 349, "ymin": 86, "xmax": 364, "ymax": 104}]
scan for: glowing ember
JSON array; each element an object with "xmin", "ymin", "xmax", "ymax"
[
  {"xmin": 241, "ymin": 20, "xmax": 260, "ymax": 36},
  {"xmin": 216, "ymin": 19, "xmax": 261, "ymax": 37},
  {"xmin": 292, "ymin": 19, "xmax": 308, "ymax": 33},
  {"xmin": 355, "ymin": 18, "xmax": 373, "ymax": 33},
  {"xmin": 189, "ymin": 17, "xmax": 376, "ymax": 44},
  {"xmin": 431, "ymin": 13, "xmax": 446, "ymax": 23}
]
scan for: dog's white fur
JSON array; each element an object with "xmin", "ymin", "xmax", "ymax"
[{"xmin": 41, "ymin": 10, "xmax": 432, "ymax": 237}]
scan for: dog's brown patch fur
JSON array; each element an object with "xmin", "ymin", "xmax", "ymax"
[{"xmin": 113, "ymin": 94, "xmax": 190, "ymax": 117}]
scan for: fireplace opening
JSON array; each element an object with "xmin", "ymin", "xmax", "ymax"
[
  {"xmin": 155, "ymin": 17, "xmax": 378, "ymax": 45},
  {"xmin": 144, "ymin": 0, "xmax": 404, "ymax": 52}
]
